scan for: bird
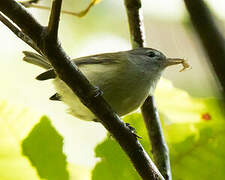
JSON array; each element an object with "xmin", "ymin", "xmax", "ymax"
[{"xmin": 23, "ymin": 48, "xmax": 188, "ymax": 121}]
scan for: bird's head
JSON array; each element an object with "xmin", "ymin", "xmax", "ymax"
[{"xmin": 128, "ymin": 47, "xmax": 188, "ymax": 73}]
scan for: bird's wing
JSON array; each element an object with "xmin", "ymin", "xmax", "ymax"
[
  {"xmin": 74, "ymin": 53, "xmax": 120, "ymax": 66},
  {"xmin": 23, "ymin": 51, "xmax": 121, "ymax": 81}
]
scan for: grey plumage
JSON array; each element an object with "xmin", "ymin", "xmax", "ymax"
[
  {"xmin": 22, "ymin": 48, "xmax": 184, "ymax": 121},
  {"xmin": 23, "ymin": 51, "xmax": 120, "ymax": 81},
  {"xmin": 75, "ymin": 55, "xmax": 119, "ymax": 66},
  {"xmin": 23, "ymin": 51, "xmax": 51, "ymax": 69}
]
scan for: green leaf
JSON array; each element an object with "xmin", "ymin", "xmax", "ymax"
[
  {"xmin": 0, "ymin": 101, "xmax": 40, "ymax": 180},
  {"xmin": 170, "ymin": 122, "xmax": 225, "ymax": 180},
  {"xmin": 0, "ymin": 100, "xmax": 90, "ymax": 180},
  {"xmin": 92, "ymin": 79, "xmax": 225, "ymax": 180},
  {"xmin": 22, "ymin": 116, "xmax": 69, "ymax": 180},
  {"xmin": 92, "ymin": 113, "xmax": 147, "ymax": 180},
  {"xmin": 92, "ymin": 135, "xmax": 141, "ymax": 180},
  {"xmin": 157, "ymin": 80, "xmax": 225, "ymax": 179},
  {"xmin": 155, "ymin": 78, "xmax": 207, "ymax": 124}
]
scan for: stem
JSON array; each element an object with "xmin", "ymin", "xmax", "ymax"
[
  {"xmin": 124, "ymin": 0, "xmax": 172, "ymax": 179},
  {"xmin": 20, "ymin": 0, "xmax": 97, "ymax": 17},
  {"xmin": 0, "ymin": 12, "xmax": 41, "ymax": 54},
  {"xmin": 141, "ymin": 97, "xmax": 172, "ymax": 180},
  {"xmin": 124, "ymin": 0, "xmax": 145, "ymax": 48},
  {"xmin": 47, "ymin": 0, "xmax": 62, "ymax": 41}
]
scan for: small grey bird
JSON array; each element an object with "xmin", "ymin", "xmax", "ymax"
[{"xmin": 23, "ymin": 48, "xmax": 188, "ymax": 121}]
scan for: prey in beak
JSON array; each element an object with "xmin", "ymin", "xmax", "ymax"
[{"xmin": 165, "ymin": 58, "xmax": 191, "ymax": 72}]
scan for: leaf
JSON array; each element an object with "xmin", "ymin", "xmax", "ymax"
[
  {"xmin": 0, "ymin": 100, "xmax": 90, "ymax": 180},
  {"xmin": 92, "ymin": 135, "xmax": 141, "ymax": 180},
  {"xmin": 92, "ymin": 79, "xmax": 225, "ymax": 180},
  {"xmin": 22, "ymin": 116, "xmax": 69, "ymax": 180},
  {"xmin": 170, "ymin": 122, "xmax": 225, "ymax": 180},
  {"xmin": 155, "ymin": 78, "xmax": 206, "ymax": 124},
  {"xmin": 156, "ymin": 81, "xmax": 225, "ymax": 179},
  {"xmin": 92, "ymin": 114, "xmax": 147, "ymax": 180},
  {"xmin": 0, "ymin": 101, "xmax": 40, "ymax": 180},
  {"xmin": 92, "ymin": 113, "xmax": 154, "ymax": 180}
]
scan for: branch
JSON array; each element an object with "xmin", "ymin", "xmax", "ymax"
[
  {"xmin": 141, "ymin": 97, "xmax": 171, "ymax": 180},
  {"xmin": 183, "ymin": 0, "xmax": 225, "ymax": 98},
  {"xmin": 124, "ymin": 0, "xmax": 172, "ymax": 179},
  {"xmin": 124, "ymin": 0, "xmax": 144, "ymax": 48},
  {"xmin": 20, "ymin": 0, "xmax": 98, "ymax": 17},
  {"xmin": 0, "ymin": 12, "xmax": 41, "ymax": 54},
  {"xmin": 0, "ymin": 0, "xmax": 164, "ymax": 179},
  {"xmin": 47, "ymin": 0, "xmax": 62, "ymax": 41}
]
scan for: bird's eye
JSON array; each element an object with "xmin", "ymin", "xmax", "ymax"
[{"xmin": 147, "ymin": 51, "xmax": 156, "ymax": 57}]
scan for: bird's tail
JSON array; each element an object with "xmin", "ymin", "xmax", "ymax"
[
  {"xmin": 22, "ymin": 51, "xmax": 56, "ymax": 80},
  {"xmin": 22, "ymin": 51, "xmax": 52, "ymax": 69}
]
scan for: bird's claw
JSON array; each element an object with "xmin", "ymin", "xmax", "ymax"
[
  {"xmin": 125, "ymin": 123, "xmax": 142, "ymax": 139},
  {"xmin": 93, "ymin": 86, "xmax": 103, "ymax": 98}
]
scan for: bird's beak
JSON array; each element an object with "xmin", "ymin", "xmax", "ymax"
[
  {"xmin": 165, "ymin": 58, "xmax": 190, "ymax": 72},
  {"xmin": 165, "ymin": 58, "xmax": 185, "ymax": 67}
]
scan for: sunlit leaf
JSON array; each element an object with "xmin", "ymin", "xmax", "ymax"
[
  {"xmin": 0, "ymin": 101, "xmax": 40, "ymax": 180},
  {"xmin": 92, "ymin": 79, "xmax": 225, "ymax": 180},
  {"xmin": 170, "ymin": 122, "xmax": 225, "ymax": 180},
  {"xmin": 92, "ymin": 113, "xmax": 149, "ymax": 180},
  {"xmin": 155, "ymin": 78, "xmax": 206, "ymax": 124},
  {"xmin": 92, "ymin": 135, "xmax": 141, "ymax": 180},
  {"xmin": 22, "ymin": 116, "xmax": 69, "ymax": 180},
  {"xmin": 0, "ymin": 100, "xmax": 91, "ymax": 179}
]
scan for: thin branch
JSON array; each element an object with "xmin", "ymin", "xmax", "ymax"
[
  {"xmin": 20, "ymin": 0, "xmax": 98, "ymax": 17},
  {"xmin": 141, "ymin": 97, "xmax": 172, "ymax": 180},
  {"xmin": 0, "ymin": 1, "xmax": 44, "ymax": 44},
  {"xmin": 0, "ymin": 12, "xmax": 42, "ymax": 54},
  {"xmin": 124, "ymin": 0, "xmax": 145, "ymax": 48},
  {"xmin": 47, "ymin": 0, "xmax": 62, "ymax": 41},
  {"xmin": 183, "ymin": 0, "xmax": 225, "ymax": 98},
  {"xmin": 124, "ymin": 0, "xmax": 172, "ymax": 179},
  {"xmin": 0, "ymin": 0, "xmax": 164, "ymax": 179}
]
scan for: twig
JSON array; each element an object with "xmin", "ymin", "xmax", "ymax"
[
  {"xmin": 20, "ymin": 0, "xmax": 98, "ymax": 17},
  {"xmin": 124, "ymin": 0, "xmax": 145, "ymax": 48},
  {"xmin": 0, "ymin": 0, "xmax": 164, "ymax": 179},
  {"xmin": 183, "ymin": 0, "xmax": 225, "ymax": 98},
  {"xmin": 47, "ymin": 0, "xmax": 62, "ymax": 41},
  {"xmin": 124, "ymin": 0, "xmax": 172, "ymax": 179},
  {"xmin": 0, "ymin": 12, "xmax": 41, "ymax": 54},
  {"xmin": 141, "ymin": 97, "xmax": 172, "ymax": 180}
]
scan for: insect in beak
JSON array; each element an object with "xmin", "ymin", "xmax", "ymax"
[{"xmin": 165, "ymin": 58, "xmax": 191, "ymax": 72}]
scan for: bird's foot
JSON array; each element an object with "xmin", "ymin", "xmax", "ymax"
[
  {"xmin": 92, "ymin": 86, "xmax": 103, "ymax": 98},
  {"xmin": 125, "ymin": 123, "xmax": 142, "ymax": 139}
]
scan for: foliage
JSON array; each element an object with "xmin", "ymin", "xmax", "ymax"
[
  {"xmin": 0, "ymin": 79, "xmax": 224, "ymax": 180},
  {"xmin": 92, "ymin": 79, "xmax": 225, "ymax": 180},
  {"xmin": 0, "ymin": 102, "xmax": 89, "ymax": 180},
  {"xmin": 0, "ymin": 101, "xmax": 40, "ymax": 180},
  {"xmin": 22, "ymin": 116, "xmax": 69, "ymax": 180}
]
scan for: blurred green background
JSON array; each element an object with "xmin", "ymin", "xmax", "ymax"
[{"xmin": 0, "ymin": 0, "xmax": 225, "ymax": 179}]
